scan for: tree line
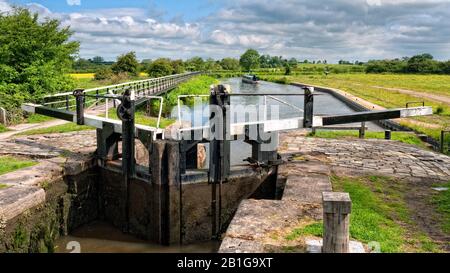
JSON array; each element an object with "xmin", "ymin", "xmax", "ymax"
[
  {"xmin": 366, "ymin": 54, "xmax": 450, "ymax": 74},
  {"xmin": 75, "ymin": 50, "xmax": 450, "ymax": 81}
]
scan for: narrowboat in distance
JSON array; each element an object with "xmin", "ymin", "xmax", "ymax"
[{"xmin": 242, "ymin": 74, "xmax": 259, "ymax": 84}]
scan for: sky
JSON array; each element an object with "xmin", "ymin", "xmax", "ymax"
[{"xmin": 1, "ymin": 0, "xmax": 449, "ymax": 62}]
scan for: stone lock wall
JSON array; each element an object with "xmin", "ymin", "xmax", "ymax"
[
  {"xmin": 0, "ymin": 139, "xmax": 277, "ymax": 252},
  {"xmin": 0, "ymin": 169, "xmax": 99, "ymax": 253}
]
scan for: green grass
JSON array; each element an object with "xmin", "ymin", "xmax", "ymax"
[
  {"xmin": 104, "ymin": 108, "xmax": 175, "ymax": 128},
  {"xmin": 0, "ymin": 183, "xmax": 9, "ymax": 189},
  {"xmin": 309, "ymin": 131, "xmax": 428, "ymax": 149},
  {"xmin": 431, "ymin": 182, "xmax": 450, "ymax": 234},
  {"xmin": 25, "ymin": 114, "xmax": 54, "ymax": 124},
  {"xmin": 261, "ymin": 73, "xmax": 450, "ymax": 140},
  {"xmin": 331, "ymin": 176, "xmax": 440, "ymax": 253},
  {"xmin": 17, "ymin": 123, "xmax": 93, "ymax": 136},
  {"xmin": 72, "ymin": 75, "xmax": 147, "ymax": 89},
  {"xmin": 0, "ymin": 156, "xmax": 37, "ymax": 175},
  {"xmin": 0, "ymin": 124, "xmax": 8, "ymax": 132},
  {"xmin": 285, "ymin": 222, "xmax": 323, "ymax": 241},
  {"xmin": 152, "ymin": 75, "xmax": 218, "ymax": 115}
]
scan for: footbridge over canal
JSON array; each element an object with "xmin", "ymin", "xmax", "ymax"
[{"xmin": 20, "ymin": 75, "xmax": 433, "ymax": 245}]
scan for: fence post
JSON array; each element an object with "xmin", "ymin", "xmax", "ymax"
[
  {"xmin": 303, "ymin": 86, "xmax": 314, "ymax": 128},
  {"xmin": 385, "ymin": 130, "xmax": 391, "ymax": 140},
  {"xmin": 322, "ymin": 192, "xmax": 352, "ymax": 253},
  {"xmin": 359, "ymin": 122, "xmax": 366, "ymax": 139},
  {"xmin": 73, "ymin": 89, "xmax": 85, "ymax": 125},
  {"xmin": 0, "ymin": 107, "xmax": 7, "ymax": 126},
  {"xmin": 65, "ymin": 95, "xmax": 69, "ymax": 110}
]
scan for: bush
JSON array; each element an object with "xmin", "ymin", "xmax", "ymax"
[
  {"xmin": 434, "ymin": 106, "xmax": 444, "ymax": 115},
  {"xmin": 109, "ymin": 72, "xmax": 129, "ymax": 84},
  {"xmin": 94, "ymin": 67, "xmax": 113, "ymax": 81},
  {"xmin": 147, "ymin": 58, "xmax": 173, "ymax": 78},
  {"xmin": 111, "ymin": 52, "xmax": 139, "ymax": 76}
]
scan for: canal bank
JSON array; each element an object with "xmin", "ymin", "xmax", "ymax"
[
  {"xmin": 288, "ymin": 81, "xmax": 442, "ymax": 150},
  {"xmin": 219, "ymin": 129, "xmax": 450, "ymax": 253}
]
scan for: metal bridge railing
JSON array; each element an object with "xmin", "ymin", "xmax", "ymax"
[{"xmin": 41, "ymin": 72, "xmax": 201, "ymax": 111}]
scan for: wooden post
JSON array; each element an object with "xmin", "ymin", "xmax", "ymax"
[
  {"xmin": 385, "ymin": 130, "xmax": 391, "ymax": 140},
  {"xmin": 359, "ymin": 122, "xmax": 366, "ymax": 139},
  {"xmin": 73, "ymin": 89, "xmax": 85, "ymax": 125},
  {"xmin": 303, "ymin": 86, "xmax": 314, "ymax": 128},
  {"xmin": 322, "ymin": 192, "xmax": 352, "ymax": 253}
]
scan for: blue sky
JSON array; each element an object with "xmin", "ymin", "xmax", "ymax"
[
  {"xmin": 1, "ymin": 0, "xmax": 450, "ymax": 62},
  {"xmin": 9, "ymin": 0, "xmax": 222, "ymax": 21}
]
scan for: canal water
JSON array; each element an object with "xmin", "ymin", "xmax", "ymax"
[
  {"xmin": 55, "ymin": 221, "xmax": 220, "ymax": 253},
  {"xmin": 176, "ymin": 78, "xmax": 383, "ymax": 166},
  {"xmin": 55, "ymin": 78, "xmax": 383, "ymax": 253}
]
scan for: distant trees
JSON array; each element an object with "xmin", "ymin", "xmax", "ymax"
[
  {"xmin": 146, "ymin": 58, "xmax": 186, "ymax": 77},
  {"xmin": 185, "ymin": 57, "xmax": 205, "ymax": 71},
  {"xmin": 111, "ymin": 51, "xmax": 139, "ymax": 76},
  {"xmin": 240, "ymin": 49, "xmax": 260, "ymax": 71},
  {"xmin": 0, "ymin": 8, "xmax": 79, "ymax": 122},
  {"xmin": 365, "ymin": 54, "xmax": 448, "ymax": 74},
  {"xmin": 204, "ymin": 58, "xmax": 221, "ymax": 71},
  {"xmin": 147, "ymin": 58, "xmax": 173, "ymax": 78},
  {"xmin": 405, "ymin": 54, "xmax": 437, "ymax": 73},
  {"xmin": 220, "ymin": 58, "xmax": 240, "ymax": 70},
  {"xmin": 92, "ymin": 56, "xmax": 104, "ymax": 64},
  {"xmin": 171, "ymin": 59, "xmax": 185, "ymax": 74}
]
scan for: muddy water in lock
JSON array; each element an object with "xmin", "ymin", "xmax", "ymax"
[{"xmin": 55, "ymin": 221, "xmax": 220, "ymax": 253}]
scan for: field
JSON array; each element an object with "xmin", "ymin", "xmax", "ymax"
[
  {"xmin": 70, "ymin": 73, "xmax": 149, "ymax": 90},
  {"xmin": 260, "ymin": 73, "xmax": 450, "ymax": 140},
  {"xmin": 69, "ymin": 72, "xmax": 149, "ymax": 80}
]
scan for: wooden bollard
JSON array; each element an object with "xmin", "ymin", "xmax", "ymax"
[
  {"xmin": 385, "ymin": 130, "xmax": 391, "ymax": 140},
  {"xmin": 322, "ymin": 192, "xmax": 352, "ymax": 253},
  {"xmin": 359, "ymin": 122, "xmax": 366, "ymax": 139}
]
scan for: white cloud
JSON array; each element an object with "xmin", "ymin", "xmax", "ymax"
[
  {"xmin": 67, "ymin": 0, "xmax": 81, "ymax": 6},
  {"xmin": 0, "ymin": 0, "xmax": 12, "ymax": 13},
  {"xmin": 3, "ymin": 0, "xmax": 450, "ymax": 61}
]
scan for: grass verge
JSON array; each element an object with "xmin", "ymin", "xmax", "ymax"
[
  {"xmin": 309, "ymin": 130, "xmax": 428, "ymax": 149},
  {"xmin": 333, "ymin": 176, "xmax": 440, "ymax": 252},
  {"xmin": 104, "ymin": 108, "xmax": 175, "ymax": 128},
  {"xmin": 285, "ymin": 175, "xmax": 442, "ymax": 252},
  {"xmin": 151, "ymin": 75, "xmax": 218, "ymax": 115},
  {"xmin": 261, "ymin": 73, "xmax": 450, "ymax": 140},
  {"xmin": 0, "ymin": 156, "xmax": 37, "ymax": 175},
  {"xmin": 25, "ymin": 114, "xmax": 55, "ymax": 124},
  {"xmin": 17, "ymin": 123, "xmax": 93, "ymax": 136},
  {"xmin": 0, "ymin": 124, "xmax": 8, "ymax": 133},
  {"xmin": 431, "ymin": 182, "xmax": 450, "ymax": 234}
]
